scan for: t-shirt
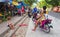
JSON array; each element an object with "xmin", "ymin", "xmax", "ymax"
[
  {"xmin": 18, "ymin": 9, "xmax": 21, "ymax": 13},
  {"xmin": 22, "ymin": 6, "xmax": 24, "ymax": 12},
  {"xmin": 37, "ymin": 13, "xmax": 39, "ymax": 17},
  {"xmin": 26, "ymin": 9, "xmax": 28, "ymax": 12},
  {"xmin": 44, "ymin": 14, "xmax": 48, "ymax": 19}
]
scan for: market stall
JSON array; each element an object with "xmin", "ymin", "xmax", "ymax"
[{"xmin": 0, "ymin": 2, "xmax": 11, "ymax": 21}]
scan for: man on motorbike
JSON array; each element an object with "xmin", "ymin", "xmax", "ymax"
[
  {"xmin": 32, "ymin": 6, "xmax": 48, "ymax": 31},
  {"xmin": 32, "ymin": 7, "xmax": 37, "ymax": 19}
]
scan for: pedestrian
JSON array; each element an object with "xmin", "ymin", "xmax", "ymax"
[
  {"xmin": 32, "ymin": 7, "xmax": 38, "ymax": 19},
  {"xmin": 21, "ymin": 6, "xmax": 25, "ymax": 16},
  {"xmin": 26, "ymin": 8, "xmax": 28, "ymax": 13},
  {"xmin": 0, "ymin": 11, "xmax": 3, "ymax": 23},
  {"xmin": 18, "ymin": 8, "xmax": 21, "ymax": 16},
  {"xmin": 28, "ymin": 8, "xmax": 31, "ymax": 18},
  {"xmin": 33, "ymin": 7, "xmax": 37, "ymax": 13}
]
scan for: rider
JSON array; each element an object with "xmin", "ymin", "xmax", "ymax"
[
  {"xmin": 32, "ymin": 7, "xmax": 38, "ymax": 20},
  {"xmin": 32, "ymin": 6, "xmax": 48, "ymax": 31},
  {"xmin": 32, "ymin": 7, "xmax": 37, "ymax": 14}
]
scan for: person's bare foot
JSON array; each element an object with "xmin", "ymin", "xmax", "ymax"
[{"xmin": 32, "ymin": 29, "xmax": 36, "ymax": 31}]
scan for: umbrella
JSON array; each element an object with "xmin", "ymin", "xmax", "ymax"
[
  {"xmin": 12, "ymin": 1, "xmax": 19, "ymax": 6},
  {"xmin": 20, "ymin": 1, "xmax": 29, "ymax": 6},
  {"xmin": 18, "ymin": 1, "xmax": 23, "ymax": 6},
  {"xmin": 9, "ymin": 0, "xmax": 12, "ymax": 4},
  {"xmin": 16, "ymin": 5, "xmax": 21, "ymax": 9}
]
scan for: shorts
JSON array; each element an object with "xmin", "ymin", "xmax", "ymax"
[{"xmin": 7, "ymin": 25, "xmax": 10, "ymax": 27}]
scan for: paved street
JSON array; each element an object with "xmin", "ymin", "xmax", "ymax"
[
  {"xmin": 49, "ymin": 11, "xmax": 60, "ymax": 19},
  {"xmin": 0, "ymin": 12, "xmax": 60, "ymax": 37},
  {"xmin": 26, "ymin": 12, "xmax": 60, "ymax": 37},
  {"xmin": 0, "ymin": 16, "xmax": 22, "ymax": 35},
  {"xmin": 13, "ymin": 17, "xmax": 30, "ymax": 37},
  {"xmin": 8, "ymin": 12, "xmax": 60, "ymax": 37},
  {"xmin": 4, "ymin": 15, "xmax": 28, "ymax": 37},
  {"xmin": 0, "ymin": 0, "xmax": 60, "ymax": 37}
]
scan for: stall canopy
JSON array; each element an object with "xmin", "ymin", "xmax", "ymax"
[
  {"xmin": 0, "ymin": 0, "xmax": 12, "ymax": 2},
  {"xmin": 12, "ymin": 1, "xmax": 19, "ymax": 6},
  {"xmin": 9, "ymin": 0, "xmax": 12, "ymax": 3},
  {"xmin": 18, "ymin": 1, "xmax": 29, "ymax": 6},
  {"xmin": 0, "ymin": 0, "xmax": 5, "ymax": 2}
]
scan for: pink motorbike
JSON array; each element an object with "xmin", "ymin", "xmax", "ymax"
[{"xmin": 32, "ymin": 19, "xmax": 53, "ymax": 33}]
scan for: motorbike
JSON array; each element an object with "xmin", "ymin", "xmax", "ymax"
[{"xmin": 32, "ymin": 18, "xmax": 53, "ymax": 33}]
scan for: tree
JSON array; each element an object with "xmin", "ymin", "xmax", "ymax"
[
  {"xmin": 45, "ymin": 0, "xmax": 60, "ymax": 6},
  {"xmin": 23, "ymin": 0, "xmax": 37, "ymax": 6},
  {"xmin": 37, "ymin": 1, "xmax": 52, "ymax": 8}
]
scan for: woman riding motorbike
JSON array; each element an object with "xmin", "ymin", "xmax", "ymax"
[{"xmin": 32, "ymin": 6, "xmax": 48, "ymax": 31}]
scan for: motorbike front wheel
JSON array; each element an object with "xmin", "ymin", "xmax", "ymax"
[{"xmin": 43, "ymin": 24, "xmax": 50, "ymax": 33}]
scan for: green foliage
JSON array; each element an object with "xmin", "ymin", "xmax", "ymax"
[
  {"xmin": 37, "ymin": 0, "xmax": 52, "ymax": 8},
  {"xmin": 23, "ymin": 0, "xmax": 37, "ymax": 6},
  {"xmin": 45, "ymin": 0, "xmax": 60, "ymax": 6}
]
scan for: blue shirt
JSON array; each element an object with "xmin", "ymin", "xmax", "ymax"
[{"xmin": 32, "ymin": 7, "xmax": 37, "ymax": 14}]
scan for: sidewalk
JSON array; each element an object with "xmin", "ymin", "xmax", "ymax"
[{"xmin": 0, "ymin": 14, "xmax": 26, "ymax": 37}]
